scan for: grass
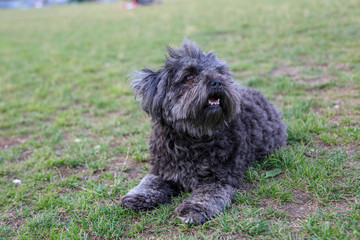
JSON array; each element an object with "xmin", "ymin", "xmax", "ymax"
[{"xmin": 0, "ymin": 0, "xmax": 359, "ymax": 239}]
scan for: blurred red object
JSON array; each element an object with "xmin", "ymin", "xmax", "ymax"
[{"xmin": 123, "ymin": 1, "xmax": 138, "ymax": 9}]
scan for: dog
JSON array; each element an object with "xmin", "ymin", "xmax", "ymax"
[{"xmin": 120, "ymin": 39, "xmax": 287, "ymax": 224}]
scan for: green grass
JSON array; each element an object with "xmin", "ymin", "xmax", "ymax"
[{"xmin": 0, "ymin": 0, "xmax": 359, "ymax": 239}]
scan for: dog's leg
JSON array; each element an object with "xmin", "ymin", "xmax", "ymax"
[
  {"xmin": 175, "ymin": 183, "xmax": 234, "ymax": 224},
  {"xmin": 120, "ymin": 174, "xmax": 179, "ymax": 210}
]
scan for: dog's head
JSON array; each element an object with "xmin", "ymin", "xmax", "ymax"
[{"xmin": 131, "ymin": 39, "xmax": 241, "ymax": 137}]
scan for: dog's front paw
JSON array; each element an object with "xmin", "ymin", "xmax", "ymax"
[
  {"xmin": 120, "ymin": 193, "xmax": 153, "ymax": 210},
  {"xmin": 175, "ymin": 202, "xmax": 211, "ymax": 225}
]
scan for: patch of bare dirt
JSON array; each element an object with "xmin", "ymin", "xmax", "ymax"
[
  {"xmin": 284, "ymin": 191, "xmax": 317, "ymax": 218},
  {"xmin": 0, "ymin": 136, "xmax": 24, "ymax": 150},
  {"xmin": 303, "ymin": 75, "xmax": 336, "ymax": 86},
  {"xmin": 344, "ymin": 155, "xmax": 360, "ymax": 177},
  {"xmin": 327, "ymin": 114, "xmax": 360, "ymax": 127},
  {"xmin": 0, "ymin": 208, "xmax": 25, "ymax": 233},
  {"xmin": 261, "ymin": 190, "xmax": 355, "ymax": 220},
  {"xmin": 83, "ymin": 109, "xmax": 124, "ymax": 120},
  {"xmin": 53, "ymin": 155, "xmax": 147, "ymax": 184},
  {"xmin": 347, "ymin": 159, "xmax": 360, "ymax": 169},
  {"xmin": 15, "ymin": 150, "xmax": 32, "ymax": 163},
  {"xmin": 238, "ymin": 182, "xmax": 255, "ymax": 192},
  {"xmin": 304, "ymin": 61, "xmax": 328, "ymax": 69},
  {"xmin": 108, "ymin": 156, "xmax": 148, "ymax": 180},
  {"xmin": 307, "ymin": 86, "xmax": 359, "ymax": 127},
  {"xmin": 233, "ymin": 70, "xmax": 254, "ymax": 79},
  {"xmin": 261, "ymin": 190, "xmax": 317, "ymax": 219},
  {"xmin": 297, "ymin": 55, "xmax": 308, "ymax": 61},
  {"xmin": 0, "ymin": 135, "xmax": 32, "ymax": 162},
  {"xmin": 269, "ymin": 66, "xmax": 298, "ymax": 78},
  {"xmin": 311, "ymin": 138, "xmax": 334, "ymax": 152},
  {"xmin": 268, "ymin": 60, "xmax": 351, "ymax": 87},
  {"xmin": 312, "ymin": 137, "xmax": 359, "ymax": 156},
  {"xmin": 333, "ymin": 63, "xmax": 351, "ymax": 73},
  {"xmin": 326, "ymin": 87, "xmax": 360, "ymax": 100},
  {"xmin": 54, "ymin": 166, "xmax": 74, "ymax": 179},
  {"xmin": 328, "ymin": 201, "xmax": 354, "ymax": 213},
  {"xmin": 269, "ymin": 64, "xmax": 335, "ymax": 86}
]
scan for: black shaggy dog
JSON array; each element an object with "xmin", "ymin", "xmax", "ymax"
[{"xmin": 120, "ymin": 39, "xmax": 287, "ymax": 224}]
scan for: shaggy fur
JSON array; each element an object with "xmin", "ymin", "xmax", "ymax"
[{"xmin": 120, "ymin": 39, "xmax": 287, "ymax": 224}]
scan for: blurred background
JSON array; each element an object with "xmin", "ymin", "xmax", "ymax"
[
  {"xmin": 0, "ymin": 0, "xmax": 119, "ymax": 9},
  {"xmin": 1, "ymin": 0, "xmax": 359, "ymax": 238}
]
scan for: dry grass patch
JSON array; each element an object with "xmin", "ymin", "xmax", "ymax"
[{"xmin": 269, "ymin": 60, "xmax": 352, "ymax": 86}]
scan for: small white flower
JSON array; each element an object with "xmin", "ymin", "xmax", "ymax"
[
  {"xmin": 74, "ymin": 138, "xmax": 81, "ymax": 143},
  {"xmin": 12, "ymin": 179, "xmax": 21, "ymax": 184},
  {"xmin": 95, "ymin": 145, "xmax": 101, "ymax": 150}
]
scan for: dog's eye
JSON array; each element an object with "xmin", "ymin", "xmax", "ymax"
[{"xmin": 186, "ymin": 75, "xmax": 195, "ymax": 81}]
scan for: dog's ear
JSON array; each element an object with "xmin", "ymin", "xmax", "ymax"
[{"xmin": 131, "ymin": 69, "xmax": 162, "ymax": 119}]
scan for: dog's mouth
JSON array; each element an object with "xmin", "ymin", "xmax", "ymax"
[
  {"xmin": 207, "ymin": 94, "xmax": 222, "ymax": 108},
  {"xmin": 208, "ymin": 98, "xmax": 220, "ymax": 106}
]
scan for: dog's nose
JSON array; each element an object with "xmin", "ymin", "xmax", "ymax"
[{"xmin": 211, "ymin": 80, "xmax": 222, "ymax": 90}]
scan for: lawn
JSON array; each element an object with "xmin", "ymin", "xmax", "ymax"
[{"xmin": 0, "ymin": 0, "xmax": 359, "ymax": 239}]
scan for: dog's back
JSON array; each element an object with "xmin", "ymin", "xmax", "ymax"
[{"xmin": 237, "ymin": 87, "xmax": 287, "ymax": 159}]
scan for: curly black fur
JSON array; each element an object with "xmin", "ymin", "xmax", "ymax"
[{"xmin": 120, "ymin": 39, "xmax": 287, "ymax": 224}]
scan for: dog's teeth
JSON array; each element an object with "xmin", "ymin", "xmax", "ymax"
[{"xmin": 208, "ymin": 98, "xmax": 220, "ymax": 106}]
